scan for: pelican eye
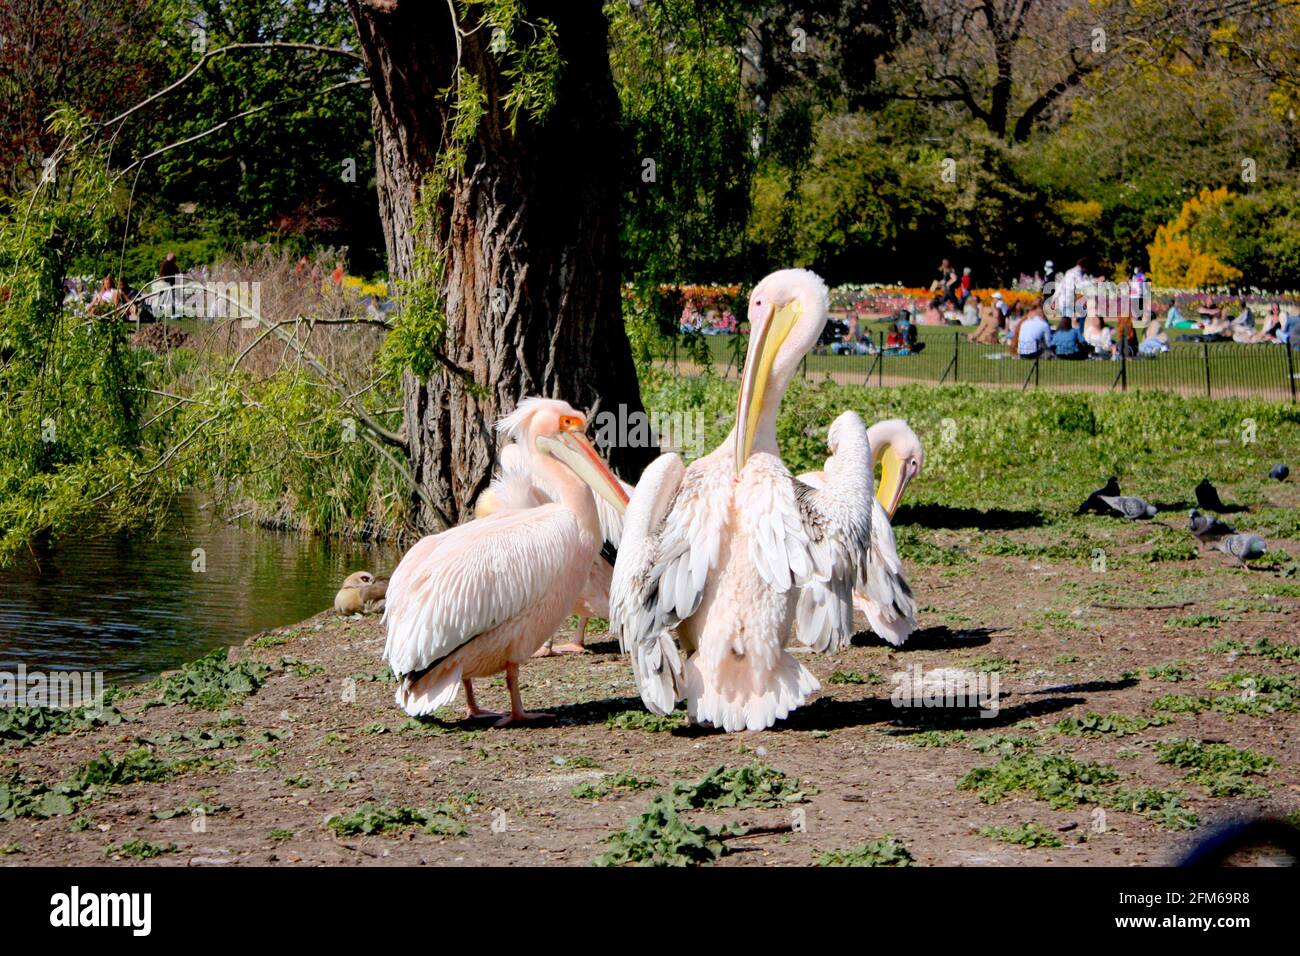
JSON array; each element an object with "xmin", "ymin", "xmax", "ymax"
[{"xmin": 558, "ymin": 414, "xmax": 584, "ymax": 432}]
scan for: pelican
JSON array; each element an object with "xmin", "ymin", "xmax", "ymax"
[
  {"xmin": 334, "ymin": 571, "xmax": 389, "ymax": 615},
  {"xmin": 383, "ymin": 398, "xmax": 629, "ymax": 726},
  {"xmin": 474, "ymin": 442, "xmax": 630, "ymax": 655},
  {"xmin": 796, "ymin": 419, "xmax": 921, "ymax": 646},
  {"xmin": 609, "ymin": 269, "xmax": 874, "ymax": 732}
]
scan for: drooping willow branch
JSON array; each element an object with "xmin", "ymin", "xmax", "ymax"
[{"xmin": 98, "ymin": 42, "xmax": 365, "ymax": 134}]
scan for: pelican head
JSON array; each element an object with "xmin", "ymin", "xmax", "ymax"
[
  {"xmin": 497, "ymin": 398, "xmax": 630, "ymax": 513},
  {"xmin": 735, "ymin": 269, "xmax": 830, "ymax": 473},
  {"xmin": 867, "ymin": 419, "xmax": 923, "ymax": 519}
]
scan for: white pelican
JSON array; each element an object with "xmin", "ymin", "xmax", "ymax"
[
  {"xmin": 797, "ymin": 419, "xmax": 921, "ymax": 646},
  {"xmin": 383, "ymin": 398, "xmax": 629, "ymax": 726},
  {"xmin": 474, "ymin": 441, "xmax": 630, "ymax": 655},
  {"xmin": 609, "ymin": 269, "xmax": 874, "ymax": 732},
  {"xmin": 334, "ymin": 570, "xmax": 389, "ymax": 615}
]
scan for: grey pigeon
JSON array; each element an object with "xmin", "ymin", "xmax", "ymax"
[
  {"xmin": 1212, "ymin": 533, "xmax": 1267, "ymax": 567},
  {"xmin": 1099, "ymin": 495, "xmax": 1157, "ymax": 520},
  {"xmin": 1188, "ymin": 509, "xmax": 1234, "ymax": 549}
]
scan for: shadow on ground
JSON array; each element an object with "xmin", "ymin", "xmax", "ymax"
[
  {"xmin": 896, "ymin": 503, "xmax": 1045, "ymax": 530},
  {"xmin": 852, "ymin": 625, "xmax": 996, "ymax": 650},
  {"xmin": 1028, "ymin": 677, "xmax": 1140, "ymax": 695}
]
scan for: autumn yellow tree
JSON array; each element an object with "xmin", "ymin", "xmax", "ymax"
[{"xmin": 1147, "ymin": 187, "xmax": 1243, "ymax": 288}]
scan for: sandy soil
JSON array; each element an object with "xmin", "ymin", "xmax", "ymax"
[{"xmin": 2, "ymin": 512, "xmax": 1298, "ymax": 867}]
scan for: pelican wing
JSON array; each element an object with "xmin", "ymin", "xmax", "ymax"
[
  {"xmin": 609, "ymin": 452, "xmax": 730, "ymax": 714},
  {"xmin": 383, "ymin": 505, "xmax": 579, "ymax": 679},
  {"xmin": 797, "ymin": 465, "xmax": 917, "ymax": 648},
  {"xmin": 858, "ymin": 496, "xmax": 917, "ymax": 646},
  {"xmin": 788, "ymin": 412, "xmax": 875, "ymax": 653},
  {"xmin": 738, "ymin": 453, "xmax": 821, "ymax": 592}
]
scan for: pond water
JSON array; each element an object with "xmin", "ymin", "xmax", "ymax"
[{"xmin": 0, "ymin": 499, "xmax": 405, "ymax": 684}]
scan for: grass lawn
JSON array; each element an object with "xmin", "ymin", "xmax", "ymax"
[{"xmin": 687, "ymin": 325, "xmax": 1299, "ymax": 400}]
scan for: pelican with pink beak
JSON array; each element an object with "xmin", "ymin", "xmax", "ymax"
[
  {"xmin": 474, "ymin": 440, "xmax": 631, "ymax": 656},
  {"xmin": 609, "ymin": 269, "xmax": 875, "ymax": 732},
  {"xmin": 382, "ymin": 398, "xmax": 629, "ymax": 726}
]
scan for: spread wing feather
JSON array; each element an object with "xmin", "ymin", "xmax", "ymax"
[
  {"xmin": 789, "ymin": 412, "xmax": 874, "ymax": 653},
  {"xmin": 609, "ymin": 453, "xmax": 729, "ymax": 714}
]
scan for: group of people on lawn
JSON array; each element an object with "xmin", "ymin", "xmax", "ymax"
[{"xmin": 958, "ymin": 257, "xmax": 1300, "ymax": 361}]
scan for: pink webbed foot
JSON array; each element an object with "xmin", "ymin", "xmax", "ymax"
[
  {"xmin": 550, "ymin": 642, "xmax": 588, "ymax": 655},
  {"xmin": 494, "ymin": 661, "xmax": 551, "ymax": 727}
]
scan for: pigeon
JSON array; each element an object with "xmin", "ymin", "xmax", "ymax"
[
  {"xmin": 1098, "ymin": 495, "xmax": 1157, "ymax": 520},
  {"xmin": 1271, "ymin": 464, "xmax": 1289, "ymax": 481},
  {"xmin": 1075, "ymin": 476, "xmax": 1121, "ymax": 515},
  {"xmin": 1188, "ymin": 509, "xmax": 1234, "ymax": 549},
  {"xmin": 1195, "ymin": 478, "xmax": 1229, "ymax": 512},
  {"xmin": 1212, "ymin": 533, "xmax": 1267, "ymax": 568}
]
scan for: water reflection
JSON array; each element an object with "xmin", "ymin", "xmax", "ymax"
[{"xmin": 0, "ymin": 499, "xmax": 404, "ymax": 682}]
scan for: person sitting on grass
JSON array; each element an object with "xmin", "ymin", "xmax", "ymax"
[
  {"xmin": 1050, "ymin": 313, "xmax": 1086, "ymax": 359},
  {"xmin": 1083, "ymin": 310, "xmax": 1118, "ymax": 358},
  {"xmin": 904, "ymin": 314, "xmax": 925, "ymax": 352},
  {"xmin": 1198, "ymin": 303, "xmax": 1231, "ymax": 338},
  {"xmin": 1280, "ymin": 308, "xmax": 1300, "ymax": 350},
  {"xmin": 968, "ymin": 297, "xmax": 1002, "ymax": 345},
  {"xmin": 1016, "ymin": 298, "xmax": 1051, "ymax": 359},
  {"xmin": 1164, "ymin": 299, "xmax": 1195, "ymax": 329},
  {"xmin": 1005, "ymin": 305, "xmax": 1025, "ymax": 348},
  {"xmin": 1232, "ymin": 302, "xmax": 1278, "ymax": 343},
  {"xmin": 1140, "ymin": 315, "xmax": 1170, "ymax": 355},
  {"xmin": 1258, "ymin": 304, "xmax": 1286, "ymax": 343}
]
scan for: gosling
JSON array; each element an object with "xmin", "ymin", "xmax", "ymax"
[{"xmin": 334, "ymin": 571, "xmax": 389, "ymax": 614}]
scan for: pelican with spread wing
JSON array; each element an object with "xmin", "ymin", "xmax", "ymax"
[
  {"xmin": 797, "ymin": 419, "xmax": 922, "ymax": 646},
  {"xmin": 383, "ymin": 398, "xmax": 629, "ymax": 725},
  {"xmin": 609, "ymin": 269, "xmax": 875, "ymax": 732}
]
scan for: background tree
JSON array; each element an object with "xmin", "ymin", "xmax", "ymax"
[
  {"xmin": 0, "ymin": 0, "xmax": 170, "ymax": 193},
  {"xmin": 348, "ymin": 0, "xmax": 654, "ymax": 528}
]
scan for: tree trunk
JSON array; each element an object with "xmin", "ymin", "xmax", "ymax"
[{"xmin": 348, "ymin": 0, "xmax": 655, "ymax": 530}]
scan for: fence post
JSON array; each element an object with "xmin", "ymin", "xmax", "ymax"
[
  {"xmin": 1022, "ymin": 352, "xmax": 1039, "ymax": 391},
  {"xmin": 1202, "ymin": 342, "xmax": 1211, "ymax": 398},
  {"xmin": 1120, "ymin": 347, "xmax": 1127, "ymax": 392},
  {"xmin": 672, "ymin": 336, "xmax": 678, "ymax": 374},
  {"xmin": 953, "ymin": 333, "xmax": 959, "ymax": 384},
  {"xmin": 801, "ymin": 354, "xmax": 808, "ymax": 379},
  {"xmin": 1286, "ymin": 342, "xmax": 1297, "ymax": 403},
  {"xmin": 878, "ymin": 331, "xmax": 884, "ymax": 388}
]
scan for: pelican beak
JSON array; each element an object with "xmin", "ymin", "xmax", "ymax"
[
  {"xmin": 876, "ymin": 446, "xmax": 912, "ymax": 519},
  {"xmin": 537, "ymin": 426, "xmax": 630, "ymax": 515},
  {"xmin": 735, "ymin": 299, "xmax": 802, "ymax": 474}
]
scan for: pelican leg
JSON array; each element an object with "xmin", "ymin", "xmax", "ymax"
[
  {"xmin": 531, "ymin": 640, "xmax": 556, "ymax": 658},
  {"xmin": 463, "ymin": 680, "xmax": 502, "ymax": 720},
  {"xmin": 551, "ymin": 616, "xmax": 589, "ymax": 655},
  {"xmin": 494, "ymin": 662, "xmax": 552, "ymax": 727}
]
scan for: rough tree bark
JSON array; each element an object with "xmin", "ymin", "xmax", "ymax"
[{"xmin": 347, "ymin": 0, "xmax": 655, "ymax": 529}]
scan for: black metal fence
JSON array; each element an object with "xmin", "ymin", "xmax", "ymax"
[{"xmin": 677, "ymin": 332, "xmax": 1299, "ymax": 402}]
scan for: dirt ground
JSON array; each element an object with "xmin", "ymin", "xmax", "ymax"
[{"xmin": 3, "ymin": 508, "xmax": 1299, "ymax": 867}]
